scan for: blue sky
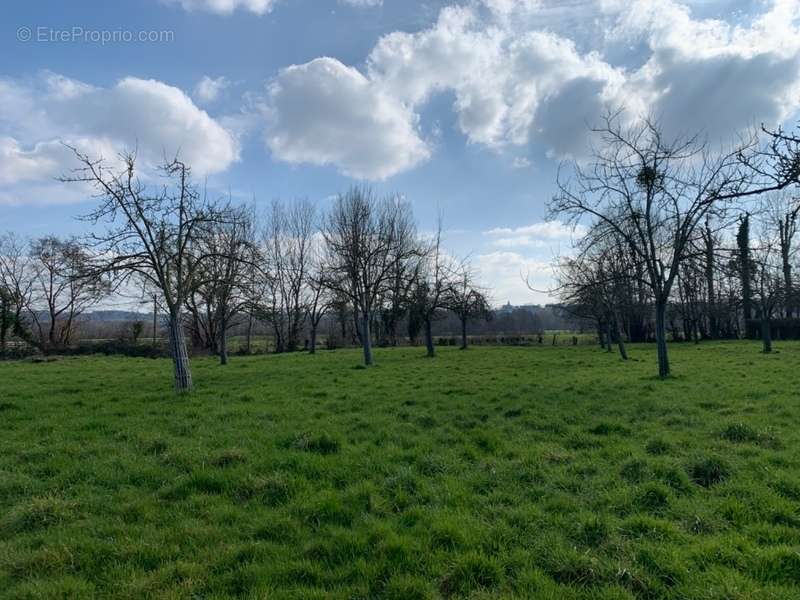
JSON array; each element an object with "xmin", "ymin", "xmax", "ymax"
[{"xmin": 2, "ymin": 0, "xmax": 799, "ymax": 304}]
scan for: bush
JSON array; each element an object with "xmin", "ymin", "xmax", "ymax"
[
  {"xmin": 0, "ymin": 345, "xmax": 39, "ymax": 361},
  {"xmin": 73, "ymin": 340, "xmax": 170, "ymax": 359}
]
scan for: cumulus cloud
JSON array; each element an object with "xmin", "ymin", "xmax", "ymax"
[
  {"xmin": 484, "ymin": 220, "xmax": 586, "ymax": 249},
  {"xmin": 194, "ymin": 75, "xmax": 230, "ymax": 104},
  {"xmin": 0, "ymin": 72, "xmax": 238, "ymax": 204},
  {"xmin": 171, "ymin": 0, "xmax": 382, "ymax": 14},
  {"xmin": 340, "ymin": 0, "xmax": 382, "ymax": 6},
  {"xmin": 486, "ymin": 221, "xmax": 586, "ymax": 238},
  {"xmin": 172, "ymin": 0, "xmax": 276, "ymax": 15},
  {"xmin": 366, "ymin": 4, "xmax": 632, "ymax": 156},
  {"xmin": 475, "ymin": 220, "xmax": 583, "ymax": 302},
  {"xmin": 263, "ymin": 0, "xmax": 800, "ymax": 176},
  {"xmin": 476, "ymin": 250, "xmax": 554, "ymax": 305},
  {"xmin": 263, "ymin": 57, "xmax": 430, "ymax": 179},
  {"xmin": 606, "ymin": 0, "xmax": 800, "ymax": 141}
]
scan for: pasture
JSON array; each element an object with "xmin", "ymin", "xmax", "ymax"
[{"xmin": 2, "ymin": 342, "xmax": 800, "ymax": 599}]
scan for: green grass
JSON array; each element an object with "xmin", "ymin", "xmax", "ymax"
[{"xmin": 2, "ymin": 341, "xmax": 800, "ymax": 599}]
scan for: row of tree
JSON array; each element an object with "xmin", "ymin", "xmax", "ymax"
[
  {"xmin": 550, "ymin": 115, "xmax": 800, "ymax": 378},
  {"xmin": 0, "ymin": 150, "xmax": 492, "ymax": 391}
]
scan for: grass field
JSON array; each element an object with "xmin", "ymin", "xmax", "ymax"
[{"xmin": 2, "ymin": 342, "xmax": 800, "ymax": 599}]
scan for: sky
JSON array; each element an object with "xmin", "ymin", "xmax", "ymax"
[{"xmin": 2, "ymin": 0, "xmax": 800, "ymax": 306}]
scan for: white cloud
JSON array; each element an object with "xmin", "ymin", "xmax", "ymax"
[
  {"xmin": 263, "ymin": 57, "xmax": 430, "ymax": 179},
  {"xmin": 173, "ymin": 0, "xmax": 276, "ymax": 15},
  {"xmin": 0, "ymin": 72, "xmax": 238, "ymax": 205},
  {"xmin": 486, "ymin": 220, "xmax": 587, "ymax": 239},
  {"xmin": 476, "ymin": 219, "xmax": 585, "ymax": 303},
  {"xmin": 476, "ymin": 250, "xmax": 555, "ymax": 305},
  {"xmin": 194, "ymin": 75, "xmax": 230, "ymax": 103},
  {"xmin": 170, "ymin": 0, "xmax": 382, "ymax": 14},
  {"xmin": 606, "ymin": 0, "xmax": 800, "ymax": 141},
  {"xmin": 484, "ymin": 220, "xmax": 587, "ymax": 249},
  {"xmin": 252, "ymin": 0, "xmax": 800, "ymax": 178},
  {"xmin": 341, "ymin": 0, "xmax": 382, "ymax": 6},
  {"xmin": 366, "ymin": 4, "xmax": 632, "ymax": 156}
]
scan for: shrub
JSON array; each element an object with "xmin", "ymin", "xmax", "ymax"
[{"xmin": 74, "ymin": 340, "xmax": 170, "ymax": 358}]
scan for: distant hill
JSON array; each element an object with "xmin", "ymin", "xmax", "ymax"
[{"xmin": 77, "ymin": 310, "xmax": 151, "ymax": 322}]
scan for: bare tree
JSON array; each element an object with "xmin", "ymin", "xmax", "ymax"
[
  {"xmin": 550, "ymin": 115, "xmax": 795, "ymax": 378},
  {"xmin": 323, "ymin": 186, "xmax": 419, "ymax": 366},
  {"xmin": 553, "ymin": 230, "xmax": 631, "ymax": 360},
  {"xmin": 378, "ymin": 245, "xmax": 419, "ymax": 347},
  {"xmin": 752, "ymin": 233, "xmax": 784, "ymax": 353},
  {"xmin": 62, "ymin": 149, "xmax": 225, "ymax": 392},
  {"xmin": 408, "ymin": 223, "xmax": 452, "ymax": 358},
  {"xmin": 189, "ymin": 206, "xmax": 258, "ymax": 364},
  {"xmin": 700, "ymin": 217, "xmax": 721, "ymax": 339},
  {"xmin": 259, "ymin": 199, "xmax": 316, "ymax": 353},
  {"xmin": 306, "ymin": 238, "xmax": 333, "ymax": 355},
  {"xmin": 411, "ymin": 220, "xmax": 446, "ymax": 358},
  {"xmin": 25, "ymin": 236, "xmax": 108, "ymax": 350},
  {"xmin": 0, "ymin": 233, "xmax": 34, "ymax": 352},
  {"xmin": 761, "ymin": 191, "xmax": 800, "ymax": 318},
  {"xmin": 445, "ymin": 259, "xmax": 491, "ymax": 350},
  {"xmin": 0, "ymin": 286, "xmax": 13, "ymax": 353}
]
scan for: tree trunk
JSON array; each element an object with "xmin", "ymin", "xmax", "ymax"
[
  {"xmin": 48, "ymin": 316, "xmax": 57, "ymax": 351},
  {"xmin": 353, "ymin": 309, "xmax": 362, "ymax": 345},
  {"xmin": 614, "ymin": 320, "xmax": 628, "ymax": 361},
  {"xmin": 0, "ymin": 297, "xmax": 7, "ymax": 353},
  {"xmin": 783, "ymin": 258, "xmax": 793, "ymax": 319},
  {"xmin": 460, "ymin": 318, "xmax": 468, "ymax": 350},
  {"xmin": 655, "ymin": 301, "xmax": 670, "ymax": 378},
  {"xmin": 310, "ymin": 324, "xmax": 318, "ymax": 355},
  {"xmin": 167, "ymin": 310, "xmax": 193, "ymax": 392},
  {"xmin": 219, "ymin": 316, "xmax": 228, "ymax": 365},
  {"xmin": 425, "ymin": 318, "xmax": 435, "ymax": 358},
  {"xmin": 245, "ymin": 312, "xmax": 253, "ymax": 354},
  {"xmin": 361, "ymin": 310, "xmax": 373, "ymax": 366},
  {"xmin": 597, "ymin": 322, "xmax": 606, "ymax": 349},
  {"xmin": 152, "ymin": 296, "xmax": 158, "ymax": 346},
  {"xmin": 704, "ymin": 222, "xmax": 718, "ymax": 339},
  {"xmin": 761, "ymin": 318, "xmax": 773, "ymax": 353},
  {"xmin": 605, "ymin": 321, "xmax": 613, "ymax": 353}
]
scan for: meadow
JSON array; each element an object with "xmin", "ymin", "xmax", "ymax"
[{"xmin": 2, "ymin": 342, "xmax": 800, "ymax": 599}]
